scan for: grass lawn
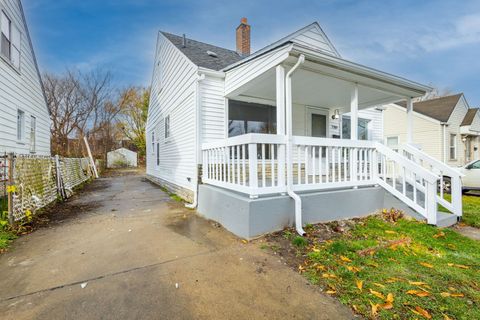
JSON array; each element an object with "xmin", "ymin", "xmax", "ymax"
[
  {"xmin": 271, "ymin": 213, "xmax": 480, "ymax": 319},
  {"xmin": 0, "ymin": 228, "xmax": 16, "ymax": 253},
  {"xmin": 441, "ymin": 193, "xmax": 480, "ymax": 228}
]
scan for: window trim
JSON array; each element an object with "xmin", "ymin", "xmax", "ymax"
[
  {"xmin": 151, "ymin": 131, "xmax": 155, "ymax": 154},
  {"xmin": 29, "ymin": 115, "xmax": 36, "ymax": 153},
  {"xmin": 341, "ymin": 115, "xmax": 371, "ymax": 140},
  {"xmin": 0, "ymin": 10, "xmax": 20, "ymax": 71},
  {"xmin": 449, "ymin": 133, "xmax": 457, "ymax": 160},
  {"xmin": 16, "ymin": 109, "xmax": 25, "ymax": 142}
]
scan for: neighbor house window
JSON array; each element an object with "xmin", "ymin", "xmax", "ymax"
[
  {"xmin": 386, "ymin": 136, "xmax": 399, "ymax": 151},
  {"xmin": 30, "ymin": 116, "xmax": 36, "ymax": 153},
  {"xmin": 450, "ymin": 134, "xmax": 457, "ymax": 160},
  {"xmin": 156, "ymin": 142, "xmax": 160, "ymax": 166},
  {"xmin": 342, "ymin": 117, "xmax": 370, "ymax": 140},
  {"xmin": 228, "ymin": 100, "xmax": 276, "ymax": 137},
  {"xmin": 164, "ymin": 115, "xmax": 170, "ymax": 139},
  {"xmin": 1, "ymin": 11, "xmax": 20, "ymax": 68},
  {"xmin": 17, "ymin": 109, "xmax": 24, "ymax": 140}
]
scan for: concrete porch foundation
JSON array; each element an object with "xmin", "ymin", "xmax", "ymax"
[{"xmin": 197, "ymin": 184, "xmax": 385, "ymax": 239}]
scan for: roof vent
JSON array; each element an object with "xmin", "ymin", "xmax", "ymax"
[
  {"xmin": 182, "ymin": 34, "xmax": 186, "ymax": 48},
  {"xmin": 206, "ymin": 50, "xmax": 218, "ymax": 58}
]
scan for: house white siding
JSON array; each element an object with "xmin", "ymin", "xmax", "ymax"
[
  {"xmin": 0, "ymin": 0, "xmax": 50, "ymax": 155},
  {"xmin": 200, "ymin": 75, "xmax": 226, "ymax": 143},
  {"xmin": 469, "ymin": 112, "xmax": 480, "ymax": 132},
  {"xmin": 146, "ymin": 33, "xmax": 198, "ymax": 198},
  {"xmin": 445, "ymin": 98, "xmax": 468, "ymax": 166},
  {"xmin": 291, "ymin": 24, "xmax": 339, "ymax": 57}
]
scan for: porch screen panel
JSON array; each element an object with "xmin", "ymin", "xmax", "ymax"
[{"xmin": 228, "ymin": 100, "xmax": 276, "ymax": 137}]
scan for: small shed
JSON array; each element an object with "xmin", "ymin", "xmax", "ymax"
[{"xmin": 107, "ymin": 148, "xmax": 138, "ymax": 168}]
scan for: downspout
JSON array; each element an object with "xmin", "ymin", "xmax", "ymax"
[
  {"xmin": 441, "ymin": 122, "xmax": 447, "ymax": 163},
  {"xmin": 186, "ymin": 73, "xmax": 206, "ymax": 209},
  {"xmin": 285, "ymin": 54, "xmax": 306, "ymax": 236}
]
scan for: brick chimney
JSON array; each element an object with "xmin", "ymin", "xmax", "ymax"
[{"xmin": 236, "ymin": 17, "xmax": 251, "ymax": 56}]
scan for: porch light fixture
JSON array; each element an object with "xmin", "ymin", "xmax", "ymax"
[
  {"xmin": 332, "ymin": 109, "xmax": 340, "ymax": 120},
  {"xmin": 462, "ymin": 136, "xmax": 467, "ymax": 142}
]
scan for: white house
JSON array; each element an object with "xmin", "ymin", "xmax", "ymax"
[
  {"xmin": 0, "ymin": 0, "xmax": 50, "ymax": 155},
  {"xmin": 147, "ymin": 19, "xmax": 463, "ymax": 238},
  {"xmin": 384, "ymin": 94, "xmax": 480, "ymax": 166}
]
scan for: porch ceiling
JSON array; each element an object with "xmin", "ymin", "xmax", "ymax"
[
  {"xmin": 227, "ymin": 49, "xmax": 430, "ymax": 112},
  {"xmin": 232, "ymin": 67, "xmax": 401, "ymax": 112}
]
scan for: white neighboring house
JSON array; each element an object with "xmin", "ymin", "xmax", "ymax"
[
  {"xmin": 384, "ymin": 94, "xmax": 480, "ymax": 166},
  {"xmin": 147, "ymin": 19, "xmax": 463, "ymax": 238},
  {"xmin": 0, "ymin": 0, "xmax": 50, "ymax": 155},
  {"xmin": 107, "ymin": 148, "xmax": 138, "ymax": 168}
]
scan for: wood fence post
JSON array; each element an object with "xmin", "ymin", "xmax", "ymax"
[{"xmin": 7, "ymin": 152, "xmax": 14, "ymax": 225}]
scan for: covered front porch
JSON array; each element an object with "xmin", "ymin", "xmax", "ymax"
[{"xmin": 199, "ymin": 45, "xmax": 462, "ymax": 235}]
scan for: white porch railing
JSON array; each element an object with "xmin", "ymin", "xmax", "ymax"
[
  {"xmin": 201, "ymin": 134, "xmax": 458, "ymax": 225},
  {"xmin": 400, "ymin": 143, "xmax": 463, "ymax": 218}
]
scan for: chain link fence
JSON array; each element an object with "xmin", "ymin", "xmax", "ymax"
[{"xmin": 1, "ymin": 153, "xmax": 96, "ymax": 222}]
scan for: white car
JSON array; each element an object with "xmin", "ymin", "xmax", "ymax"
[{"xmin": 459, "ymin": 160, "xmax": 480, "ymax": 193}]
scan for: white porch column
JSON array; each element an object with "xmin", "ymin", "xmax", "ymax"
[
  {"xmin": 350, "ymin": 83, "xmax": 359, "ymax": 140},
  {"xmin": 276, "ymin": 65, "xmax": 286, "ymax": 188},
  {"xmin": 406, "ymin": 97, "xmax": 413, "ymax": 144},
  {"xmin": 350, "ymin": 83, "xmax": 359, "ymax": 184}
]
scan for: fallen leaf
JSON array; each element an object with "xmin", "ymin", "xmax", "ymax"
[
  {"xmin": 346, "ymin": 265, "xmax": 361, "ymax": 273},
  {"xmin": 370, "ymin": 289, "xmax": 385, "ymax": 299},
  {"xmin": 419, "ymin": 262, "xmax": 433, "ymax": 268},
  {"xmin": 386, "ymin": 278, "xmax": 400, "ymax": 283},
  {"xmin": 373, "ymin": 283, "xmax": 386, "ymax": 288},
  {"xmin": 352, "ymin": 305, "xmax": 359, "ymax": 312},
  {"xmin": 340, "ymin": 255, "xmax": 352, "ymax": 262},
  {"xmin": 370, "ymin": 302, "xmax": 379, "ymax": 317},
  {"xmin": 385, "ymin": 230, "xmax": 397, "ymax": 234},
  {"xmin": 380, "ymin": 302, "xmax": 394, "ymax": 310},
  {"xmin": 356, "ymin": 280, "xmax": 363, "ymax": 292},
  {"xmin": 433, "ymin": 231, "xmax": 445, "ymax": 238},
  {"xmin": 386, "ymin": 293, "xmax": 394, "ymax": 303},
  {"xmin": 407, "ymin": 290, "xmax": 430, "ymax": 297},
  {"xmin": 443, "ymin": 292, "xmax": 465, "ymax": 297},
  {"xmin": 322, "ymin": 273, "xmax": 337, "ymax": 279},
  {"xmin": 415, "ymin": 306, "xmax": 432, "ymax": 319},
  {"xmin": 241, "ymin": 239, "xmax": 248, "ymax": 244},
  {"xmin": 443, "ymin": 314, "xmax": 453, "ymax": 320},
  {"xmin": 409, "ymin": 281, "xmax": 427, "ymax": 286},
  {"xmin": 447, "ymin": 263, "xmax": 470, "ymax": 269},
  {"xmin": 326, "ymin": 290, "xmax": 336, "ymax": 294}
]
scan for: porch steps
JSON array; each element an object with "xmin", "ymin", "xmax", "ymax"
[{"xmin": 383, "ymin": 192, "xmax": 458, "ymax": 228}]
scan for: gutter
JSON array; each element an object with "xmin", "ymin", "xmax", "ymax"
[
  {"xmin": 185, "ymin": 72, "xmax": 206, "ymax": 209},
  {"xmin": 285, "ymin": 54, "xmax": 306, "ymax": 236}
]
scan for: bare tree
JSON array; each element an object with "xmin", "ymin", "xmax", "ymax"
[
  {"xmin": 44, "ymin": 69, "xmax": 114, "ymax": 157},
  {"xmin": 416, "ymin": 84, "xmax": 453, "ymax": 102}
]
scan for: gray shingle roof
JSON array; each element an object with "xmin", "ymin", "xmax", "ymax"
[
  {"xmin": 395, "ymin": 94, "xmax": 463, "ymax": 122},
  {"xmin": 161, "ymin": 32, "xmax": 243, "ymax": 71},
  {"xmin": 461, "ymin": 108, "xmax": 478, "ymax": 126}
]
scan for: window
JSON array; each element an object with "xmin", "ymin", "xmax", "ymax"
[
  {"xmin": 469, "ymin": 160, "xmax": 480, "ymax": 169},
  {"xmin": 450, "ymin": 134, "xmax": 457, "ymax": 160},
  {"xmin": 30, "ymin": 116, "xmax": 36, "ymax": 153},
  {"xmin": 228, "ymin": 100, "xmax": 276, "ymax": 137},
  {"xmin": 17, "ymin": 109, "xmax": 24, "ymax": 140},
  {"xmin": 1, "ymin": 11, "xmax": 20, "ymax": 68},
  {"xmin": 342, "ymin": 117, "xmax": 370, "ymax": 140},
  {"xmin": 386, "ymin": 136, "xmax": 399, "ymax": 148},
  {"xmin": 164, "ymin": 115, "xmax": 170, "ymax": 139},
  {"xmin": 156, "ymin": 142, "xmax": 160, "ymax": 166},
  {"xmin": 151, "ymin": 131, "xmax": 155, "ymax": 154}
]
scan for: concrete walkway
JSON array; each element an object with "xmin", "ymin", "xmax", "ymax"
[{"xmin": 0, "ymin": 171, "xmax": 354, "ymax": 320}]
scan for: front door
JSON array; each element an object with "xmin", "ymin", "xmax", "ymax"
[{"xmin": 311, "ymin": 113, "xmax": 327, "ymax": 138}]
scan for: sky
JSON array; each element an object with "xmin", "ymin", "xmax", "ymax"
[{"xmin": 23, "ymin": 0, "xmax": 480, "ymax": 106}]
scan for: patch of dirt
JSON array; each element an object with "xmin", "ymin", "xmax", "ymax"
[
  {"xmin": 25, "ymin": 179, "xmax": 109, "ymax": 231},
  {"xmin": 260, "ymin": 219, "xmax": 361, "ymax": 272}
]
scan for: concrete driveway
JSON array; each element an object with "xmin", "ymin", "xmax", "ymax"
[{"xmin": 0, "ymin": 171, "xmax": 354, "ymax": 320}]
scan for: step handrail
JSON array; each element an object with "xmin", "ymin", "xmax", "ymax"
[
  {"xmin": 375, "ymin": 143, "xmax": 439, "ymax": 184},
  {"xmin": 401, "ymin": 144, "xmax": 465, "ymax": 178}
]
